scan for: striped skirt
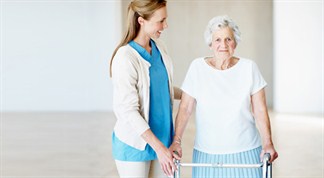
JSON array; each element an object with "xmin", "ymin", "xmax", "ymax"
[{"xmin": 192, "ymin": 146, "xmax": 262, "ymax": 178}]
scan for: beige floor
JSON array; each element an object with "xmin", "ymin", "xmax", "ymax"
[{"xmin": 0, "ymin": 111, "xmax": 323, "ymax": 178}]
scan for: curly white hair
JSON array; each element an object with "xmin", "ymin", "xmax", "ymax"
[{"xmin": 204, "ymin": 15, "xmax": 241, "ymax": 46}]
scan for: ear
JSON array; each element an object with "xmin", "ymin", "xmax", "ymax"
[{"xmin": 138, "ymin": 16, "xmax": 145, "ymax": 25}]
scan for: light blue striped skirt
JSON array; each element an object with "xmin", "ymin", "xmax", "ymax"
[{"xmin": 192, "ymin": 146, "xmax": 262, "ymax": 178}]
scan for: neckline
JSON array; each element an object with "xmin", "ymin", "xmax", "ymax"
[
  {"xmin": 129, "ymin": 40, "xmax": 155, "ymax": 60},
  {"xmin": 202, "ymin": 57, "xmax": 241, "ymax": 72}
]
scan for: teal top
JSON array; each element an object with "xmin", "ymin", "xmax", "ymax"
[{"xmin": 112, "ymin": 39, "xmax": 173, "ymax": 161}]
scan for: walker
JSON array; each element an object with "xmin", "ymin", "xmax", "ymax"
[{"xmin": 173, "ymin": 153, "xmax": 272, "ymax": 178}]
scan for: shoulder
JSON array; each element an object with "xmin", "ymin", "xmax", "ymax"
[
  {"xmin": 236, "ymin": 58, "xmax": 264, "ymax": 76},
  {"xmin": 115, "ymin": 45, "xmax": 135, "ymax": 59},
  {"xmin": 185, "ymin": 57, "xmax": 206, "ymax": 74},
  {"xmin": 111, "ymin": 45, "xmax": 140, "ymax": 78},
  {"xmin": 237, "ymin": 57, "xmax": 258, "ymax": 68},
  {"xmin": 238, "ymin": 57, "xmax": 253, "ymax": 64},
  {"xmin": 190, "ymin": 57, "xmax": 206, "ymax": 68},
  {"xmin": 113, "ymin": 45, "xmax": 139, "ymax": 65},
  {"xmin": 190, "ymin": 57, "xmax": 205, "ymax": 64}
]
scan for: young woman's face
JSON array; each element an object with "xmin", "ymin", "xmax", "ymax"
[
  {"xmin": 210, "ymin": 26, "xmax": 237, "ymax": 60},
  {"xmin": 142, "ymin": 6, "xmax": 168, "ymax": 39}
]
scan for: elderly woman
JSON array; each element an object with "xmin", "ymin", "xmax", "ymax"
[{"xmin": 169, "ymin": 15, "xmax": 278, "ymax": 178}]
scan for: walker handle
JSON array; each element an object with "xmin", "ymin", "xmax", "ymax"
[{"xmin": 262, "ymin": 153, "xmax": 272, "ymax": 178}]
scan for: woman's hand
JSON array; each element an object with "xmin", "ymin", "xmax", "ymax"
[
  {"xmin": 169, "ymin": 141, "xmax": 182, "ymax": 160},
  {"xmin": 141, "ymin": 129, "xmax": 176, "ymax": 177},
  {"xmin": 155, "ymin": 146, "xmax": 177, "ymax": 177},
  {"xmin": 260, "ymin": 143, "xmax": 278, "ymax": 163}
]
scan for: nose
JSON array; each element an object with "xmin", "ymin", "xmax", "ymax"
[
  {"xmin": 220, "ymin": 40, "xmax": 227, "ymax": 48},
  {"xmin": 163, "ymin": 21, "xmax": 168, "ymax": 29}
]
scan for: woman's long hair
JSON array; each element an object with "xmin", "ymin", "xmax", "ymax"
[{"xmin": 109, "ymin": 0, "xmax": 167, "ymax": 77}]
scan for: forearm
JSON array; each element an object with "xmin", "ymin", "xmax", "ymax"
[
  {"xmin": 169, "ymin": 99, "xmax": 193, "ymax": 159},
  {"xmin": 254, "ymin": 110, "xmax": 273, "ymax": 146},
  {"xmin": 174, "ymin": 108, "xmax": 191, "ymax": 139},
  {"xmin": 252, "ymin": 89, "xmax": 273, "ymax": 146},
  {"xmin": 174, "ymin": 92, "xmax": 195, "ymax": 140},
  {"xmin": 251, "ymin": 89, "xmax": 278, "ymax": 162},
  {"xmin": 141, "ymin": 129, "xmax": 166, "ymax": 151}
]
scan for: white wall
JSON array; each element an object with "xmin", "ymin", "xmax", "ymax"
[
  {"xmin": 274, "ymin": 1, "xmax": 323, "ymax": 114},
  {"xmin": 2, "ymin": 1, "xmax": 121, "ymax": 111},
  {"xmin": 7, "ymin": 1, "xmax": 321, "ymax": 113}
]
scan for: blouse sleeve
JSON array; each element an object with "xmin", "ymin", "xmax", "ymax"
[
  {"xmin": 250, "ymin": 61, "xmax": 267, "ymax": 95},
  {"xmin": 181, "ymin": 61, "xmax": 197, "ymax": 99}
]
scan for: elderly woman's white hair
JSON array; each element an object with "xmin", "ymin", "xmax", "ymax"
[{"xmin": 204, "ymin": 15, "xmax": 241, "ymax": 46}]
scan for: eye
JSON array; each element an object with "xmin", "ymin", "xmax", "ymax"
[
  {"xmin": 226, "ymin": 38, "xmax": 232, "ymax": 42},
  {"xmin": 215, "ymin": 38, "xmax": 221, "ymax": 42}
]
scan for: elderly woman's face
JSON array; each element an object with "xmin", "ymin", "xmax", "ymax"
[{"xmin": 210, "ymin": 26, "xmax": 236, "ymax": 60}]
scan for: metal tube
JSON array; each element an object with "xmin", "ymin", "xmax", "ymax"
[
  {"xmin": 174, "ymin": 159, "xmax": 180, "ymax": 178},
  {"xmin": 180, "ymin": 163, "xmax": 262, "ymax": 168},
  {"xmin": 268, "ymin": 162, "xmax": 272, "ymax": 178},
  {"xmin": 173, "ymin": 153, "xmax": 272, "ymax": 178},
  {"xmin": 262, "ymin": 153, "xmax": 271, "ymax": 178}
]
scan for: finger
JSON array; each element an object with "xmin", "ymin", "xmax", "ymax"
[
  {"xmin": 173, "ymin": 150, "xmax": 179, "ymax": 156},
  {"xmin": 161, "ymin": 165, "xmax": 167, "ymax": 177},
  {"xmin": 166, "ymin": 162, "xmax": 173, "ymax": 176},
  {"xmin": 162, "ymin": 164, "xmax": 169, "ymax": 177},
  {"xmin": 170, "ymin": 160, "xmax": 177, "ymax": 172},
  {"xmin": 179, "ymin": 149, "xmax": 183, "ymax": 157},
  {"xmin": 173, "ymin": 152, "xmax": 181, "ymax": 160},
  {"xmin": 269, "ymin": 152, "xmax": 273, "ymax": 162},
  {"xmin": 270, "ymin": 152, "xmax": 278, "ymax": 162}
]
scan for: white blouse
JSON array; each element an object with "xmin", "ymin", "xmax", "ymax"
[{"xmin": 181, "ymin": 57, "xmax": 266, "ymax": 154}]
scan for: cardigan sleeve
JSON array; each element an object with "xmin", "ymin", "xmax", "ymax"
[{"xmin": 112, "ymin": 48, "xmax": 150, "ymax": 136}]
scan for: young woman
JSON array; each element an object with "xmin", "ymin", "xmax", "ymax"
[{"xmin": 110, "ymin": 0, "xmax": 181, "ymax": 177}]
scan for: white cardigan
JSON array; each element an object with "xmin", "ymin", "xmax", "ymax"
[{"xmin": 111, "ymin": 39, "xmax": 174, "ymax": 151}]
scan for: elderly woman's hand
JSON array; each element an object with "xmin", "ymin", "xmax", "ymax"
[
  {"xmin": 169, "ymin": 141, "xmax": 182, "ymax": 160},
  {"xmin": 260, "ymin": 144, "xmax": 278, "ymax": 163}
]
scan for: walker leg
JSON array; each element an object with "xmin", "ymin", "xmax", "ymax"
[
  {"xmin": 174, "ymin": 160, "xmax": 180, "ymax": 178},
  {"xmin": 267, "ymin": 163, "xmax": 272, "ymax": 178},
  {"xmin": 262, "ymin": 153, "xmax": 271, "ymax": 178}
]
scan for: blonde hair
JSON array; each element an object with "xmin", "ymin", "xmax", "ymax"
[{"xmin": 109, "ymin": 0, "xmax": 167, "ymax": 77}]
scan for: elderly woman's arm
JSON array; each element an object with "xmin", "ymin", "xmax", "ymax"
[
  {"xmin": 173, "ymin": 87, "xmax": 183, "ymax": 100},
  {"xmin": 252, "ymin": 89, "xmax": 278, "ymax": 163},
  {"xmin": 169, "ymin": 92, "xmax": 196, "ymax": 158}
]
